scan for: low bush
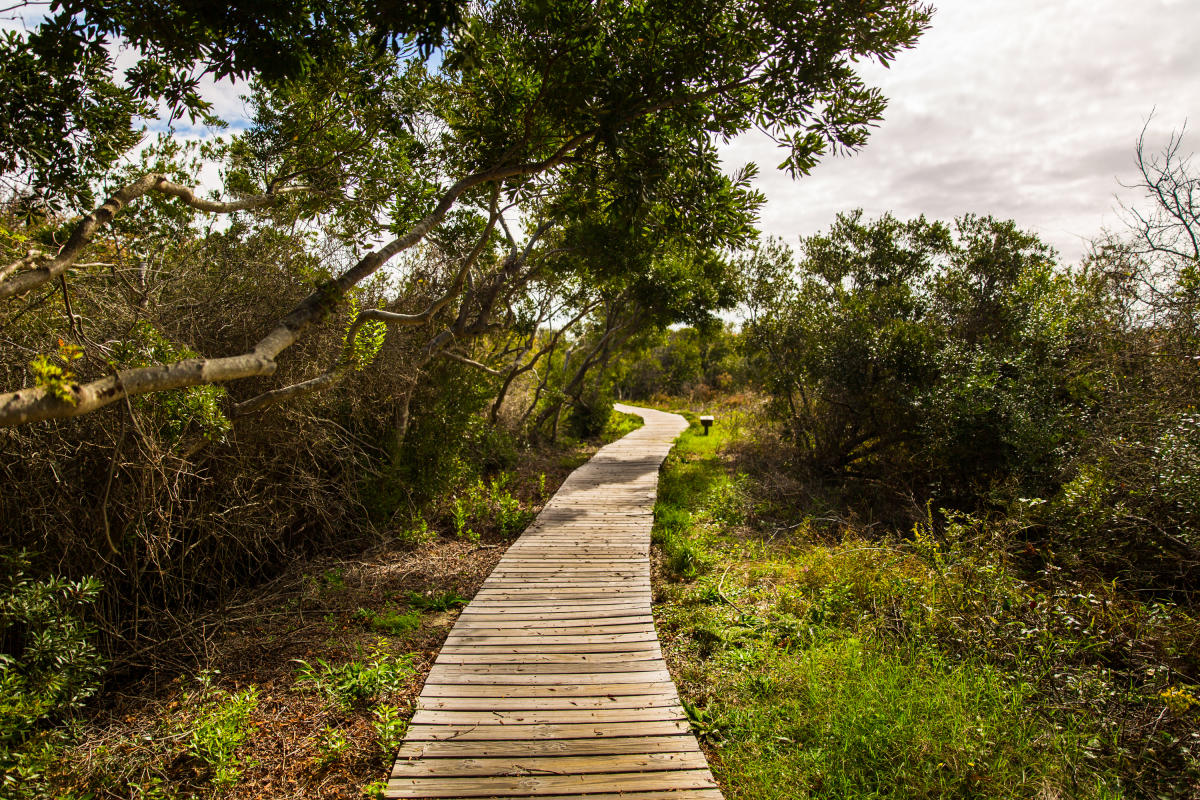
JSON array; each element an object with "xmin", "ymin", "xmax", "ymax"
[
  {"xmin": 293, "ymin": 647, "xmax": 415, "ymax": 711},
  {"xmin": 0, "ymin": 550, "xmax": 103, "ymax": 797}
]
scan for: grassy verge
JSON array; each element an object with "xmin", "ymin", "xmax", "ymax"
[{"xmin": 652, "ymin": 404, "xmax": 1199, "ymax": 799}]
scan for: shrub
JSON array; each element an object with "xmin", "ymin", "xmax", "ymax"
[
  {"xmin": 565, "ymin": 388, "xmax": 614, "ymax": 440},
  {"xmin": 743, "ymin": 213, "xmax": 1115, "ymax": 512},
  {"xmin": 0, "ymin": 551, "xmax": 102, "ymax": 797}
]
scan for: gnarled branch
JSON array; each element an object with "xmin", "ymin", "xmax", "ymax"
[
  {"xmin": 440, "ymin": 350, "xmax": 502, "ymax": 375},
  {"xmin": 0, "ymin": 130, "xmax": 594, "ymax": 427},
  {"xmin": 0, "ymin": 174, "xmax": 308, "ymax": 301}
]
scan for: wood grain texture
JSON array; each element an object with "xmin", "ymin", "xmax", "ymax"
[{"xmin": 384, "ymin": 405, "xmax": 722, "ymax": 800}]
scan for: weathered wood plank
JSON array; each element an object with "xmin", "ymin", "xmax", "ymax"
[
  {"xmin": 441, "ymin": 633, "xmax": 660, "ymax": 646},
  {"xmin": 410, "ymin": 707, "xmax": 686, "ymax": 725},
  {"xmin": 427, "ymin": 661, "xmax": 670, "ymax": 676},
  {"xmin": 394, "ymin": 735, "xmax": 700, "ymax": 759},
  {"xmin": 435, "ymin": 641, "xmax": 663, "ymax": 654},
  {"xmin": 417, "ymin": 681, "xmax": 678, "ymax": 697},
  {"xmin": 416, "ymin": 693, "xmax": 682, "ymax": 711},
  {"xmin": 451, "ymin": 615, "xmax": 652, "ymax": 628},
  {"xmin": 434, "ymin": 651, "xmax": 660, "ymax": 663},
  {"xmin": 404, "ymin": 720, "xmax": 693, "ymax": 741},
  {"xmin": 384, "ymin": 769, "xmax": 717, "ymax": 797},
  {"xmin": 423, "ymin": 669, "xmax": 672, "ymax": 685},
  {"xmin": 446, "ymin": 623, "xmax": 656, "ymax": 637},
  {"xmin": 390, "ymin": 750, "xmax": 707, "ymax": 778}
]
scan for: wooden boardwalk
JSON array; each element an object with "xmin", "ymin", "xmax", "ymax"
[{"xmin": 386, "ymin": 405, "xmax": 721, "ymax": 799}]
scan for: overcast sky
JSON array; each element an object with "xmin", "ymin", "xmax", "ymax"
[{"xmin": 723, "ymin": 0, "xmax": 1199, "ymax": 264}]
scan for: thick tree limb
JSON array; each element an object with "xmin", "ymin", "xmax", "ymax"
[
  {"xmin": 0, "ymin": 352, "xmax": 277, "ymax": 426},
  {"xmin": 0, "ymin": 250, "xmax": 45, "ymax": 282},
  {"xmin": 0, "ymin": 130, "xmax": 593, "ymax": 427},
  {"xmin": 232, "ymin": 191, "xmax": 503, "ymax": 417}
]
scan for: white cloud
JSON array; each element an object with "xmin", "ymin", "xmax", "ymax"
[{"xmin": 724, "ymin": 0, "xmax": 1200, "ymax": 263}]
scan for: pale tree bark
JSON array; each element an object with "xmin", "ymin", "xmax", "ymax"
[
  {"xmin": 231, "ymin": 192, "xmax": 503, "ymax": 416},
  {"xmin": 533, "ymin": 296, "xmax": 643, "ymax": 439},
  {"xmin": 0, "ymin": 136, "xmax": 592, "ymax": 427}
]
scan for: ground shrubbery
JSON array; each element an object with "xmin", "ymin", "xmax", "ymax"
[
  {"xmin": 652, "ymin": 412, "xmax": 1200, "ymax": 799},
  {"xmin": 741, "ymin": 199, "xmax": 1200, "ymax": 596}
]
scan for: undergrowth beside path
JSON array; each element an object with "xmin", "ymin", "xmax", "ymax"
[
  {"xmin": 20, "ymin": 412, "xmax": 643, "ymax": 800},
  {"xmin": 651, "ymin": 401, "xmax": 1199, "ymax": 799}
]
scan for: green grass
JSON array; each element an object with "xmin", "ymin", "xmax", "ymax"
[
  {"xmin": 601, "ymin": 408, "xmax": 645, "ymax": 443},
  {"xmin": 354, "ymin": 604, "xmax": 422, "ymax": 635},
  {"xmin": 652, "ymin": 407, "xmax": 1126, "ymax": 800},
  {"xmin": 681, "ymin": 634, "xmax": 1112, "ymax": 799},
  {"xmin": 652, "ymin": 412, "xmax": 738, "ymax": 580}
]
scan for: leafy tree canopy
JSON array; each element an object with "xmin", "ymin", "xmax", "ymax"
[{"xmin": 0, "ymin": 0, "xmax": 461, "ymax": 204}]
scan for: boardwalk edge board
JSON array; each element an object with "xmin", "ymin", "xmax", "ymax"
[{"xmin": 385, "ymin": 404, "xmax": 722, "ymax": 800}]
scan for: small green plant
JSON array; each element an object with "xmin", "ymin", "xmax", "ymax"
[
  {"xmin": 178, "ymin": 671, "xmax": 259, "ymax": 788},
  {"xmin": 405, "ymin": 589, "xmax": 467, "ymax": 612},
  {"xmin": 128, "ymin": 775, "xmax": 173, "ymax": 799},
  {"xmin": 395, "ymin": 516, "xmax": 434, "ymax": 548},
  {"xmin": 682, "ymin": 697, "xmax": 724, "ymax": 742},
  {"xmin": 450, "ymin": 497, "xmax": 476, "ymax": 541},
  {"xmin": 370, "ymin": 703, "xmax": 407, "ymax": 758},
  {"xmin": 294, "ymin": 647, "xmax": 414, "ymax": 710},
  {"xmin": 28, "ymin": 339, "xmax": 82, "ymax": 404},
  {"xmin": 653, "ymin": 506, "xmax": 710, "ymax": 579},
  {"xmin": 321, "ymin": 568, "xmax": 346, "ymax": 592},
  {"xmin": 450, "ymin": 475, "xmax": 535, "ymax": 540},
  {"xmin": 362, "ymin": 779, "xmax": 389, "ymax": 799},
  {"xmin": 314, "ymin": 725, "xmax": 349, "ymax": 767}
]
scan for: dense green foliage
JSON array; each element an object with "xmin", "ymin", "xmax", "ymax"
[
  {"xmin": 613, "ymin": 321, "xmax": 745, "ymax": 401},
  {"xmin": 740, "ymin": 198, "xmax": 1200, "ymax": 595},
  {"xmin": 0, "ymin": 0, "xmax": 460, "ymax": 204},
  {"xmin": 743, "ymin": 213, "xmax": 1112, "ymax": 503},
  {"xmin": 0, "ymin": 551, "xmax": 102, "ymax": 797}
]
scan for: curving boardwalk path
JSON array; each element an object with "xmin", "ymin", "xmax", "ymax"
[{"xmin": 386, "ymin": 405, "xmax": 721, "ymax": 799}]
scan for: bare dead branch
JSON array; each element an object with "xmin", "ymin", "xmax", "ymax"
[
  {"xmin": 0, "ymin": 174, "xmax": 308, "ymax": 301},
  {"xmin": 440, "ymin": 350, "xmax": 502, "ymax": 375}
]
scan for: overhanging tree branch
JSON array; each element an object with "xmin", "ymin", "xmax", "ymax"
[
  {"xmin": 0, "ymin": 174, "xmax": 309, "ymax": 301},
  {"xmin": 0, "ymin": 132, "xmax": 593, "ymax": 427}
]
